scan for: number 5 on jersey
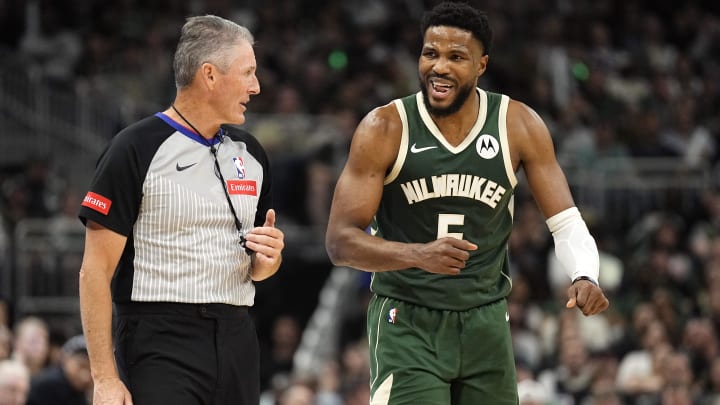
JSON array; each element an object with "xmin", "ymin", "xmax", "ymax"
[{"xmin": 437, "ymin": 213, "xmax": 464, "ymax": 239}]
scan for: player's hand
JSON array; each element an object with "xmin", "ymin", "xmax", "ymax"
[
  {"xmin": 93, "ymin": 377, "xmax": 133, "ymax": 405},
  {"xmin": 415, "ymin": 237, "xmax": 478, "ymax": 275},
  {"xmin": 566, "ymin": 280, "xmax": 609, "ymax": 316}
]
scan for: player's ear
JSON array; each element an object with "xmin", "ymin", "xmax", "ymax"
[{"xmin": 477, "ymin": 54, "xmax": 488, "ymax": 76}]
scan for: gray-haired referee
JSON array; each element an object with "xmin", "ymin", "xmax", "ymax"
[{"xmin": 78, "ymin": 15, "xmax": 284, "ymax": 405}]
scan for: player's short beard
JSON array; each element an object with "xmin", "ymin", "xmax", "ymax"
[{"xmin": 419, "ymin": 78, "xmax": 475, "ymax": 117}]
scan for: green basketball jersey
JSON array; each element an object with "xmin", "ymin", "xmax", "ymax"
[{"xmin": 370, "ymin": 89, "xmax": 518, "ymax": 311}]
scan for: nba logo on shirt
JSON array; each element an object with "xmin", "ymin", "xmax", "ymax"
[
  {"xmin": 233, "ymin": 157, "xmax": 246, "ymax": 179},
  {"xmin": 387, "ymin": 308, "xmax": 398, "ymax": 324}
]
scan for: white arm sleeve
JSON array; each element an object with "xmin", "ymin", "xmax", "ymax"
[{"xmin": 546, "ymin": 207, "xmax": 600, "ymax": 285}]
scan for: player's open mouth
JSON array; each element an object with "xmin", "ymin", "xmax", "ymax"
[{"xmin": 430, "ymin": 79, "xmax": 453, "ymax": 98}]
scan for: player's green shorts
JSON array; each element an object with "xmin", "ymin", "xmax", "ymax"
[{"xmin": 367, "ymin": 294, "xmax": 518, "ymax": 405}]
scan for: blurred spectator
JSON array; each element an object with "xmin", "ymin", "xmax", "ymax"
[
  {"xmin": 338, "ymin": 339, "xmax": 369, "ymax": 390},
  {"xmin": 689, "ymin": 187, "xmax": 720, "ymax": 264},
  {"xmin": 18, "ymin": 0, "xmax": 82, "ymax": 88},
  {"xmin": 0, "ymin": 359, "xmax": 30, "ymax": 405},
  {"xmin": 539, "ymin": 331, "xmax": 597, "ymax": 404},
  {"xmin": 659, "ymin": 98, "xmax": 717, "ymax": 169},
  {"xmin": 0, "ymin": 326, "xmax": 10, "ymax": 361},
  {"xmin": 534, "ymin": 14, "xmax": 573, "ymax": 110},
  {"xmin": 578, "ymin": 67, "xmax": 626, "ymax": 124},
  {"xmin": 0, "ymin": 305, "xmax": 6, "ymax": 336},
  {"xmin": 625, "ymin": 212, "xmax": 698, "ymax": 301},
  {"xmin": 518, "ymin": 378, "xmax": 551, "ymax": 405},
  {"xmin": 582, "ymin": 375, "xmax": 623, "ymax": 405},
  {"xmin": 660, "ymin": 384, "xmax": 695, "ymax": 405},
  {"xmin": 615, "ymin": 322, "xmax": 670, "ymax": 401},
  {"xmin": 276, "ymin": 380, "xmax": 315, "ymax": 405},
  {"xmin": 0, "ymin": 0, "xmax": 24, "ymax": 49},
  {"xmin": 681, "ymin": 318, "xmax": 719, "ymax": 386},
  {"xmin": 260, "ymin": 314, "xmax": 302, "ymax": 391},
  {"xmin": 339, "ymin": 376, "xmax": 370, "ymax": 405},
  {"xmin": 45, "ymin": 329, "xmax": 66, "ymax": 368},
  {"xmin": 699, "ymin": 356, "xmax": 720, "ymax": 404},
  {"xmin": 586, "ymin": 351, "xmax": 622, "ymax": 404},
  {"xmin": 0, "ymin": 156, "xmax": 65, "ymax": 229},
  {"xmin": 11, "ymin": 316, "xmax": 49, "ymax": 377},
  {"xmin": 0, "ymin": 213, "xmax": 8, "ymax": 323},
  {"xmin": 508, "ymin": 197, "xmax": 552, "ymax": 303},
  {"xmin": 315, "ymin": 360, "xmax": 343, "ymax": 405},
  {"xmin": 302, "ymin": 340, "xmax": 370, "ymax": 405},
  {"xmin": 626, "ymin": 108, "xmax": 679, "ymax": 159},
  {"xmin": 26, "ymin": 334, "xmax": 91, "ymax": 405},
  {"xmin": 660, "ymin": 351, "xmax": 698, "ymax": 400},
  {"xmin": 615, "ymin": 301, "xmax": 659, "ymax": 357},
  {"xmin": 508, "ymin": 282, "xmax": 544, "ymax": 371}
]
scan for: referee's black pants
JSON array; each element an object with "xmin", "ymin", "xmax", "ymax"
[{"xmin": 114, "ymin": 302, "xmax": 259, "ymax": 405}]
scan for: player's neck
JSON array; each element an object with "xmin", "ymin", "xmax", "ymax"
[{"xmin": 432, "ymin": 92, "xmax": 480, "ymax": 146}]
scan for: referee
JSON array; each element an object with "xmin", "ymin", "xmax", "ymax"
[{"xmin": 78, "ymin": 15, "xmax": 284, "ymax": 405}]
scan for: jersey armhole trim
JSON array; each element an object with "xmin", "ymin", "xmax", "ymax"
[
  {"xmin": 498, "ymin": 95, "xmax": 517, "ymax": 188},
  {"xmin": 384, "ymin": 100, "xmax": 408, "ymax": 185}
]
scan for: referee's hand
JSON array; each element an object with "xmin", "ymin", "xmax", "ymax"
[
  {"xmin": 93, "ymin": 377, "xmax": 133, "ymax": 405},
  {"xmin": 247, "ymin": 209, "xmax": 284, "ymax": 281}
]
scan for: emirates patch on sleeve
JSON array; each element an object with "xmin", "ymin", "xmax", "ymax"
[
  {"xmin": 82, "ymin": 191, "xmax": 112, "ymax": 215},
  {"xmin": 226, "ymin": 180, "xmax": 257, "ymax": 196}
]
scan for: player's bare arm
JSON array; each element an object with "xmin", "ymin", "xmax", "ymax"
[
  {"xmin": 507, "ymin": 100, "xmax": 609, "ymax": 315},
  {"xmin": 326, "ymin": 103, "xmax": 476, "ymax": 275},
  {"xmin": 507, "ymin": 100, "xmax": 575, "ymax": 217}
]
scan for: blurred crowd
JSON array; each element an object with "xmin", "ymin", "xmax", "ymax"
[
  {"xmin": 1, "ymin": 0, "xmax": 720, "ymax": 404},
  {"xmin": 0, "ymin": 317, "xmax": 90, "ymax": 405}
]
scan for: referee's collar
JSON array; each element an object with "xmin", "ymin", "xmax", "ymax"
[{"xmin": 155, "ymin": 112, "xmax": 222, "ymax": 146}]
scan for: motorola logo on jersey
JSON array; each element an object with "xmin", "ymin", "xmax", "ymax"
[{"xmin": 476, "ymin": 134, "xmax": 499, "ymax": 159}]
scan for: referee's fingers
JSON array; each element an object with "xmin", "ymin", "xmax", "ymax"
[{"xmin": 264, "ymin": 209, "xmax": 276, "ymax": 227}]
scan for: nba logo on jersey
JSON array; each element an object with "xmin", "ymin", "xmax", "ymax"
[
  {"xmin": 232, "ymin": 156, "xmax": 246, "ymax": 179},
  {"xmin": 387, "ymin": 308, "xmax": 398, "ymax": 324}
]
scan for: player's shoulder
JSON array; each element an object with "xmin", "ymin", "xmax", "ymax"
[
  {"xmin": 504, "ymin": 97, "xmax": 554, "ymax": 162},
  {"xmin": 506, "ymin": 98, "xmax": 549, "ymax": 137},
  {"xmin": 506, "ymin": 97, "xmax": 536, "ymax": 118},
  {"xmin": 357, "ymin": 99, "xmax": 403, "ymax": 137}
]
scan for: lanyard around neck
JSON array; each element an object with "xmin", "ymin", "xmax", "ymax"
[{"xmin": 171, "ymin": 104, "xmax": 251, "ymax": 253}]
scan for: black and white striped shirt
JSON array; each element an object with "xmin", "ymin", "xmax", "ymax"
[{"xmin": 79, "ymin": 113, "xmax": 273, "ymax": 306}]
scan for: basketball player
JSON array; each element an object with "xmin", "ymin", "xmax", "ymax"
[{"xmin": 325, "ymin": 2, "xmax": 609, "ymax": 404}]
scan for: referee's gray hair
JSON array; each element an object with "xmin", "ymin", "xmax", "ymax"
[{"xmin": 173, "ymin": 15, "xmax": 255, "ymax": 88}]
